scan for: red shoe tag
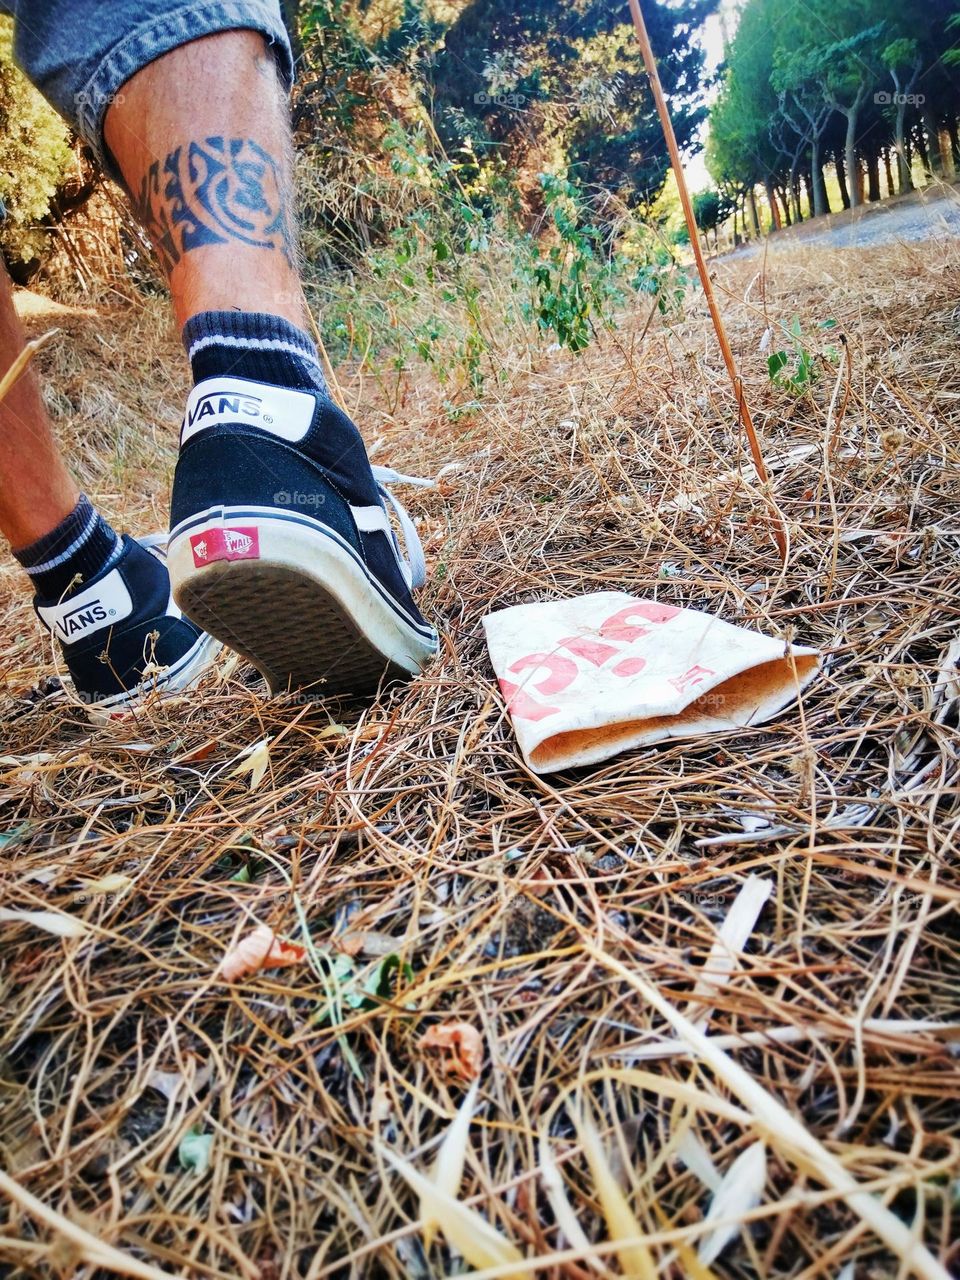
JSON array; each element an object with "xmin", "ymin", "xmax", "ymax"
[{"xmin": 190, "ymin": 526, "xmax": 260, "ymax": 567}]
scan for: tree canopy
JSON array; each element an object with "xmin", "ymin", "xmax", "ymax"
[
  {"xmin": 294, "ymin": 0, "xmax": 719, "ymax": 233},
  {"xmin": 707, "ymin": 0, "xmax": 960, "ymax": 222}
]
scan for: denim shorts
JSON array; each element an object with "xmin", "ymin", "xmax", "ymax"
[{"xmin": 0, "ymin": 0, "xmax": 293, "ymax": 171}]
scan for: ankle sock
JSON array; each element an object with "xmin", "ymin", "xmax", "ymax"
[
  {"xmin": 14, "ymin": 494, "xmax": 122, "ymax": 601},
  {"xmin": 182, "ymin": 311, "xmax": 328, "ymax": 397}
]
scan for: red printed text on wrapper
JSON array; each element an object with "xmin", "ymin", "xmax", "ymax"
[{"xmin": 499, "ymin": 601, "xmax": 695, "ymax": 722}]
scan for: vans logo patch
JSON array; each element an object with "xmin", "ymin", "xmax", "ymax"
[
  {"xmin": 37, "ymin": 572, "xmax": 133, "ymax": 643},
  {"xmin": 181, "ymin": 377, "xmax": 315, "ymax": 445},
  {"xmin": 190, "ymin": 526, "xmax": 260, "ymax": 567},
  {"xmin": 54, "ymin": 599, "xmax": 116, "ymax": 640},
  {"xmin": 186, "ymin": 391, "xmax": 269, "ymax": 429}
]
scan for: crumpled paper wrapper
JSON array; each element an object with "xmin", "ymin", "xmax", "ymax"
[{"xmin": 483, "ymin": 591, "xmax": 819, "ymax": 773}]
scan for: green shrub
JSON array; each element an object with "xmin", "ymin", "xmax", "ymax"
[{"xmin": 0, "ymin": 18, "xmax": 73, "ymax": 268}]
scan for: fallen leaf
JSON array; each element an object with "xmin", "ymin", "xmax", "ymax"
[
  {"xmin": 538, "ymin": 1134, "xmax": 600, "ymax": 1265},
  {"xmin": 316, "ymin": 723, "xmax": 347, "ymax": 741},
  {"xmin": 380, "ymin": 1144, "xmax": 524, "ymax": 1277},
  {"xmin": 520, "ymin": 865, "xmax": 553, "ymax": 897},
  {"xmin": 148, "ymin": 1070, "xmax": 186, "ymax": 1102},
  {"xmin": 419, "ymin": 1021, "xmax": 483, "ymax": 1080},
  {"xmin": 370, "ymin": 1082, "xmax": 392, "ymax": 1125},
  {"xmin": 0, "ymin": 823, "xmax": 30, "ymax": 850},
  {"xmin": 219, "ymin": 923, "xmax": 306, "ymax": 982},
  {"xmin": 173, "ymin": 738, "xmax": 219, "ymax": 765},
  {"xmin": 178, "ymin": 1124, "xmax": 214, "ymax": 1175},
  {"xmin": 229, "ymin": 738, "xmax": 271, "ymax": 790},
  {"xmin": 687, "ymin": 876, "xmax": 772, "ymax": 1031},
  {"xmin": 148, "ymin": 1062, "xmax": 212, "ymax": 1103},
  {"xmin": 78, "ymin": 874, "xmax": 133, "ymax": 896},
  {"xmin": 335, "ymin": 929, "xmax": 399, "ymax": 958},
  {"xmin": 677, "ymin": 1129, "xmax": 722, "ymax": 1193},
  {"xmin": 0, "ymin": 907, "xmax": 87, "ymax": 937},
  {"xmin": 334, "ymin": 931, "xmax": 366, "ymax": 957},
  {"xmin": 935, "ymin": 634, "xmax": 960, "ymax": 724},
  {"xmin": 21, "ymin": 864, "xmax": 60, "ymax": 885},
  {"xmin": 572, "ymin": 1106, "xmax": 657, "ymax": 1280},
  {"xmin": 698, "ymin": 1141, "xmax": 766, "ymax": 1264},
  {"xmin": 423, "ymin": 1079, "xmax": 478, "ymax": 1247}
]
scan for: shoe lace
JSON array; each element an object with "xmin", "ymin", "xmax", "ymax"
[{"xmin": 371, "ymin": 466, "xmax": 434, "ymax": 590}]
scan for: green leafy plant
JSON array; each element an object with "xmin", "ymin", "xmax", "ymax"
[
  {"xmin": 312, "ymin": 950, "xmax": 415, "ymax": 1024},
  {"xmin": 312, "ymin": 132, "xmax": 689, "ymax": 402},
  {"xmin": 767, "ymin": 315, "xmax": 838, "ymax": 393},
  {"xmin": 520, "ymin": 173, "xmax": 621, "ymax": 352}
]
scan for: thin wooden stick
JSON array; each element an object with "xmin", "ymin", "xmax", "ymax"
[
  {"xmin": 0, "ymin": 329, "xmax": 59, "ymax": 404},
  {"xmin": 626, "ymin": 0, "xmax": 787, "ymax": 562}
]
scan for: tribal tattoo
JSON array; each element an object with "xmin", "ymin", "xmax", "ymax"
[{"xmin": 131, "ymin": 136, "xmax": 294, "ymax": 274}]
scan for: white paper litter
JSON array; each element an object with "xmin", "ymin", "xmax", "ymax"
[{"xmin": 483, "ymin": 591, "xmax": 819, "ymax": 773}]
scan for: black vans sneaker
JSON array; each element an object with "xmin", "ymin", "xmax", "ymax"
[
  {"xmin": 35, "ymin": 535, "xmax": 221, "ymax": 711},
  {"xmin": 166, "ymin": 377, "xmax": 439, "ymax": 696}
]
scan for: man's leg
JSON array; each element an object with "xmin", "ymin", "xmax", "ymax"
[
  {"xmin": 9, "ymin": 2, "xmax": 435, "ymax": 697},
  {"xmin": 102, "ymin": 30, "xmax": 306, "ymax": 331},
  {"xmin": 98, "ymin": 28, "xmax": 436, "ymax": 696},
  {"xmin": 0, "ymin": 260, "xmax": 216, "ymax": 705}
]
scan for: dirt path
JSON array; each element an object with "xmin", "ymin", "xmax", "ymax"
[{"xmin": 730, "ymin": 183, "xmax": 960, "ymax": 255}]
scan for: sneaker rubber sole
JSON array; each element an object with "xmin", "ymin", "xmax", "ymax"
[{"xmin": 167, "ymin": 506, "xmax": 437, "ymax": 697}]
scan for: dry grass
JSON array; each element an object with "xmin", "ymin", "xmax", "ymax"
[{"xmin": 1, "ymin": 230, "xmax": 958, "ymax": 1279}]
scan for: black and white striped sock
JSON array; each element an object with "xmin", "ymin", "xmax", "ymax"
[
  {"xmin": 14, "ymin": 494, "xmax": 122, "ymax": 600},
  {"xmin": 182, "ymin": 311, "xmax": 329, "ymax": 397}
]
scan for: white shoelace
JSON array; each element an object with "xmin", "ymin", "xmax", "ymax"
[{"xmin": 371, "ymin": 466, "xmax": 435, "ymax": 590}]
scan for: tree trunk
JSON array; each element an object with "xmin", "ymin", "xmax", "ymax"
[
  {"xmin": 765, "ymin": 179, "xmax": 782, "ymax": 230},
  {"xmin": 835, "ymin": 150, "xmax": 851, "ymax": 209},
  {"xmin": 866, "ymin": 150, "xmax": 881, "ymax": 202},
  {"xmin": 779, "ymin": 188, "xmax": 792, "ymax": 226},
  {"xmin": 747, "ymin": 186, "xmax": 761, "ymax": 236},
  {"xmin": 882, "ymin": 148, "xmax": 894, "ymax": 198},
  {"xmin": 922, "ymin": 105, "xmax": 942, "ymax": 176},
  {"xmin": 810, "ymin": 141, "xmax": 828, "ymax": 217},
  {"xmin": 845, "ymin": 108, "xmax": 861, "ymax": 208},
  {"xmin": 895, "ymin": 105, "xmax": 914, "ymax": 193},
  {"xmin": 949, "ymin": 118, "xmax": 960, "ymax": 170},
  {"xmin": 938, "ymin": 129, "xmax": 955, "ymax": 179},
  {"xmin": 914, "ymin": 124, "xmax": 931, "ymax": 177},
  {"xmin": 789, "ymin": 160, "xmax": 802, "ymax": 222}
]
